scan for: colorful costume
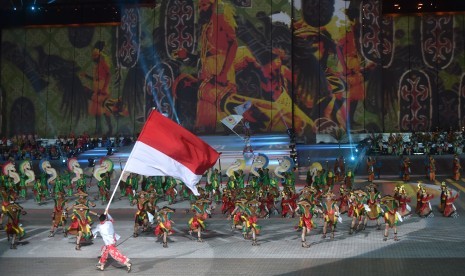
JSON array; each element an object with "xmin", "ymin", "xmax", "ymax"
[
  {"xmin": 321, "ymin": 192, "xmax": 339, "ymax": 239},
  {"xmin": 154, "ymin": 206, "xmax": 175, "ymax": 248},
  {"xmin": 296, "ymin": 199, "xmax": 320, "ymax": 248},
  {"xmin": 49, "ymin": 192, "xmax": 69, "ymax": 237},
  {"xmin": 453, "ymin": 154, "xmax": 461, "ymax": 181},
  {"xmin": 380, "ymin": 195, "xmax": 400, "ymax": 241},
  {"xmin": 443, "ymin": 188, "xmax": 459, "ymax": 217},
  {"xmin": 133, "ymin": 191, "xmax": 153, "ymax": 237},
  {"xmin": 67, "ymin": 203, "xmax": 97, "ymax": 250},
  {"xmin": 4, "ymin": 202, "xmax": 26, "ymax": 249},
  {"xmin": 188, "ymin": 198, "xmax": 210, "ymax": 242}
]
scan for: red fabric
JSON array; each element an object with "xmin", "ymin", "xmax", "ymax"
[
  {"xmin": 135, "ymin": 111, "xmax": 219, "ymax": 175},
  {"xmin": 99, "ymin": 244, "xmax": 129, "ymax": 265}
]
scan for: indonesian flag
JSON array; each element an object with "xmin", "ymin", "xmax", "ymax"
[{"xmin": 125, "ymin": 110, "xmax": 220, "ymax": 195}]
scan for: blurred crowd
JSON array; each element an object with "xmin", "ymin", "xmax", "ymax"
[{"xmin": 0, "ymin": 133, "xmax": 134, "ymax": 161}]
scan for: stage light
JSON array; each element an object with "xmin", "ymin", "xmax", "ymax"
[
  {"xmin": 31, "ymin": 6, "xmax": 35, "ymax": 11},
  {"xmin": 350, "ymin": 156, "xmax": 355, "ymax": 161}
]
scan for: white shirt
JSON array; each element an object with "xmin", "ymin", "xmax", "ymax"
[{"xmin": 92, "ymin": 214, "xmax": 121, "ymax": 246}]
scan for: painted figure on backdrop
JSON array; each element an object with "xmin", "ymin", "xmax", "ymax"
[
  {"xmin": 81, "ymin": 41, "xmax": 128, "ymax": 136},
  {"xmin": 193, "ymin": 0, "xmax": 238, "ymax": 133}
]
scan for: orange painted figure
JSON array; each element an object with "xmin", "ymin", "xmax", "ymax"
[{"xmin": 195, "ymin": 0, "xmax": 238, "ymax": 132}]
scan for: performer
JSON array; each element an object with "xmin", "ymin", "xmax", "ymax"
[
  {"xmin": 32, "ymin": 178, "xmax": 47, "ymax": 204},
  {"xmin": 243, "ymin": 199, "xmax": 261, "ymax": 246},
  {"xmin": 93, "ymin": 212, "xmax": 132, "ymax": 272},
  {"xmin": 380, "ymin": 195, "xmax": 401, "ymax": 241},
  {"xmin": 364, "ymin": 184, "xmax": 383, "ymax": 230},
  {"xmin": 337, "ymin": 186, "xmax": 350, "ymax": 215},
  {"xmin": 229, "ymin": 197, "xmax": 248, "ymax": 237},
  {"xmin": 154, "ymin": 206, "xmax": 175, "ymax": 248},
  {"xmin": 344, "ymin": 168, "xmax": 354, "ymax": 190},
  {"xmin": 402, "ymin": 157, "xmax": 411, "ymax": 182},
  {"xmin": 133, "ymin": 191, "xmax": 153, "ymax": 237},
  {"xmin": 443, "ymin": 188, "xmax": 459, "ymax": 218},
  {"xmin": 49, "ymin": 192, "xmax": 69, "ymax": 237},
  {"xmin": 439, "ymin": 182, "xmax": 447, "ymax": 213},
  {"xmin": 4, "ymin": 200, "xmax": 27, "ymax": 249},
  {"xmin": 393, "ymin": 184, "xmax": 412, "ymax": 218},
  {"xmin": 280, "ymin": 188, "xmax": 297, "ymax": 218},
  {"xmin": 349, "ymin": 190, "xmax": 367, "ymax": 234},
  {"xmin": 188, "ymin": 198, "xmax": 210, "ymax": 242},
  {"xmin": 321, "ymin": 192, "xmax": 340, "ymax": 239},
  {"xmin": 366, "ymin": 157, "xmax": 375, "ymax": 183},
  {"xmin": 67, "ymin": 203, "xmax": 98, "ymax": 250},
  {"xmin": 453, "ymin": 154, "xmax": 461, "ymax": 181},
  {"xmin": 428, "ymin": 155, "xmax": 436, "ymax": 182},
  {"xmin": 221, "ymin": 188, "xmax": 235, "ymax": 216},
  {"xmin": 295, "ymin": 199, "xmax": 321, "ymax": 248},
  {"xmin": 417, "ymin": 186, "xmax": 434, "ymax": 218}
]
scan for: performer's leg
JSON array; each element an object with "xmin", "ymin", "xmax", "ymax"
[
  {"xmin": 97, "ymin": 246, "xmax": 109, "ymax": 270},
  {"xmin": 76, "ymin": 231, "xmax": 82, "ymax": 250},
  {"xmin": 301, "ymin": 228, "xmax": 310, "ymax": 248},
  {"xmin": 197, "ymin": 228, "xmax": 203, "ymax": 242},
  {"xmin": 251, "ymin": 229, "xmax": 258, "ymax": 246},
  {"xmin": 163, "ymin": 232, "xmax": 168, "ymax": 248},
  {"xmin": 350, "ymin": 218, "xmax": 355, "ymax": 234},
  {"xmin": 322, "ymin": 222, "xmax": 327, "ymax": 238},
  {"xmin": 393, "ymin": 226, "xmax": 399, "ymax": 241},
  {"xmin": 383, "ymin": 223, "xmax": 388, "ymax": 241},
  {"xmin": 10, "ymin": 234, "xmax": 17, "ymax": 249}
]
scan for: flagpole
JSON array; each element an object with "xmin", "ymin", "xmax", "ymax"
[{"xmin": 104, "ymin": 144, "xmax": 139, "ymax": 213}]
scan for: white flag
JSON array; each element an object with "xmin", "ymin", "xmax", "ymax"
[{"xmin": 221, "ymin": 115, "xmax": 243, "ymax": 131}]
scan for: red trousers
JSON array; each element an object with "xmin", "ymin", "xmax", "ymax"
[{"xmin": 99, "ymin": 244, "xmax": 129, "ymax": 265}]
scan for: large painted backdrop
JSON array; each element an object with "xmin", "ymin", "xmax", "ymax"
[{"xmin": 1, "ymin": 0, "xmax": 465, "ymax": 140}]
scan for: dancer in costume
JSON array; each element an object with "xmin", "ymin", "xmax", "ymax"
[
  {"xmin": 229, "ymin": 197, "xmax": 248, "ymax": 237},
  {"xmin": 366, "ymin": 157, "xmax": 375, "ymax": 183},
  {"xmin": 243, "ymin": 199, "xmax": 261, "ymax": 246},
  {"xmin": 18, "ymin": 160, "xmax": 35, "ymax": 200},
  {"xmin": 133, "ymin": 191, "xmax": 153, "ymax": 237},
  {"xmin": 188, "ymin": 198, "xmax": 210, "ymax": 242},
  {"xmin": 321, "ymin": 192, "xmax": 340, "ymax": 239},
  {"xmin": 439, "ymin": 182, "xmax": 447, "ymax": 213},
  {"xmin": 417, "ymin": 185, "xmax": 434, "ymax": 218},
  {"xmin": 349, "ymin": 190, "xmax": 367, "ymax": 234},
  {"xmin": 380, "ymin": 195, "xmax": 401, "ymax": 241},
  {"xmin": 337, "ymin": 186, "xmax": 350, "ymax": 215},
  {"xmin": 49, "ymin": 192, "xmax": 69, "ymax": 237},
  {"xmin": 4, "ymin": 201, "xmax": 26, "ymax": 249},
  {"xmin": 452, "ymin": 154, "xmax": 461, "ymax": 181},
  {"xmin": 402, "ymin": 157, "xmax": 411, "ymax": 182},
  {"xmin": 443, "ymin": 187, "xmax": 459, "ymax": 218},
  {"xmin": 296, "ymin": 199, "xmax": 321, "ymax": 248},
  {"xmin": 93, "ymin": 158, "xmax": 113, "ymax": 205},
  {"xmin": 393, "ymin": 184, "xmax": 412, "ymax": 218},
  {"xmin": 93, "ymin": 212, "xmax": 132, "ymax": 272},
  {"xmin": 428, "ymin": 155, "xmax": 436, "ymax": 182},
  {"xmin": 154, "ymin": 206, "xmax": 175, "ymax": 248},
  {"xmin": 67, "ymin": 203, "xmax": 98, "ymax": 250},
  {"xmin": 364, "ymin": 184, "xmax": 383, "ymax": 230}
]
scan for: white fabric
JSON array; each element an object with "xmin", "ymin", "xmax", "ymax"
[
  {"xmin": 125, "ymin": 141, "xmax": 201, "ymax": 195},
  {"xmin": 92, "ymin": 214, "xmax": 121, "ymax": 246}
]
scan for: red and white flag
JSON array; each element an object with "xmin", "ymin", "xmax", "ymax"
[{"xmin": 124, "ymin": 110, "xmax": 220, "ymax": 195}]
